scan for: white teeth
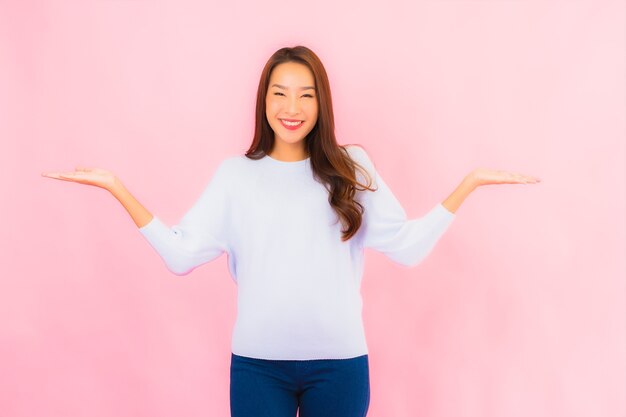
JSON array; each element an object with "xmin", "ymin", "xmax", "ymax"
[{"xmin": 282, "ymin": 120, "xmax": 303, "ymax": 126}]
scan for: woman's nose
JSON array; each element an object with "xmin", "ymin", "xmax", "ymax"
[{"xmin": 287, "ymin": 96, "xmax": 300, "ymax": 114}]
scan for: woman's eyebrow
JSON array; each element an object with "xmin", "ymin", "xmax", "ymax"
[{"xmin": 271, "ymin": 84, "xmax": 316, "ymax": 91}]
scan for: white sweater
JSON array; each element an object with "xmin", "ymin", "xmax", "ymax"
[{"xmin": 138, "ymin": 145, "xmax": 455, "ymax": 360}]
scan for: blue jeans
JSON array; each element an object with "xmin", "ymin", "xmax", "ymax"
[{"xmin": 230, "ymin": 353, "xmax": 370, "ymax": 417}]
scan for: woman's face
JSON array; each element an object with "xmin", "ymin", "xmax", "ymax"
[{"xmin": 265, "ymin": 61, "xmax": 319, "ymax": 152}]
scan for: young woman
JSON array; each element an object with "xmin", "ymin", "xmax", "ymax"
[{"xmin": 42, "ymin": 45, "xmax": 540, "ymax": 417}]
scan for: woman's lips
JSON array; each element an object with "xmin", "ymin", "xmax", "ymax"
[{"xmin": 280, "ymin": 119, "xmax": 304, "ymax": 130}]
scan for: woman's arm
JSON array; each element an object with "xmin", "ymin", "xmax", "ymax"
[
  {"xmin": 42, "ymin": 164, "xmax": 231, "ymax": 275},
  {"xmin": 42, "ymin": 167, "xmax": 153, "ymax": 228},
  {"xmin": 442, "ymin": 169, "xmax": 541, "ymax": 214},
  {"xmin": 441, "ymin": 175, "xmax": 477, "ymax": 214},
  {"xmin": 109, "ymin": 179, "xmax": 153, "ymax": 228}
]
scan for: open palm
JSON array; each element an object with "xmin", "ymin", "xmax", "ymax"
[
  {"xmin": 471, "ymin": 168, "xmax": 541, "ymax": 186},
  {"xmin": 41, "ymin": 166, "xmax": 117, "ymax": 191}
]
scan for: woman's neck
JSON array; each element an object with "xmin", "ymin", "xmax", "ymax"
[{"xmin": 268, "ymin": 142, "xmax": 309, "ymax": 162}]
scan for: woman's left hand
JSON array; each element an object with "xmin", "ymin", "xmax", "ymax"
[
  {"xmin": 441, "ymin": 168, "xmax": 541, "ymax": 214},
  {"xmin": 469, "ymin": 168, "xmax": 541, "ymax": 187}
]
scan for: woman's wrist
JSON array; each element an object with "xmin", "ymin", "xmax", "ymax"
[
  {"xmin": 441, "ymin": 173, "xmax": 478, "ymax": 214},
  {"xmin": 107, "ymin": 176, "xmax": 125, "ymax": 195},
  {"xmin": 464, "ymin": 171, "xmax": 481, "ymax": 189}
]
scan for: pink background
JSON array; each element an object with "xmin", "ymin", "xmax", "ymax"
[{"xmin": 1, "ymin": 1, "xmax": 624, "ymax": 416}]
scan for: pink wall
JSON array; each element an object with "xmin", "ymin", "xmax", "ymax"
[{"xmin": 2, "ymin": 1, "xmax": 624, "ymax": 416}]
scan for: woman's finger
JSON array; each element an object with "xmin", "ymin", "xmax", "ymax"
[
  {"xmin": 41, "ymin": 172, "xmax": 61, "ymax": 179},
  {"xmin": 41, "ymin": 172, "xmax": 78, "ymax": 181},
  {"xmin": 475, "ymin": 169, "xmax": 541, "ymax": 186},
  {"xmin": 514, "ymin": 175, "xmax": 540, "ymax": 184}
]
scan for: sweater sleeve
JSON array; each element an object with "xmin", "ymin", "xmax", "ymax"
[
  {"xmin": 137, "ymin": 159, "xmax": 232, "ymax": 276},
  {"xmin": 348, "ymin": 145, "xmax": 455, "ymax": 267}
]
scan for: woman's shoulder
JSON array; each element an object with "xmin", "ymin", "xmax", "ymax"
[
  {"xmin": 201, "ymin": 154, "xmax": 249, "ymax": 187},
  {"xmin": 342, "ymin": 144, "xmax": 375, "ymax": 171},
  {"xmin": 216, "ymin": 153, "xmax": 256, "ymax": 171},
  {"xmin": 212, "ymin": 153, "xmax": 272, "ymax": 183},
  {"xmin": 343, "ymin": 143, "xmax": 373, "ymax": 159}
]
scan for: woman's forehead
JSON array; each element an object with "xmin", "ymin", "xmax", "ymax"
[{"xmin": 270, "ymin": 62, "xmax": 314, "ymax": 85}]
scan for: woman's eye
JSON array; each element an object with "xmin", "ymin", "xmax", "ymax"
[{"xmin": 272, "ymin": 92, "xmax": 314, "ymax": 98}]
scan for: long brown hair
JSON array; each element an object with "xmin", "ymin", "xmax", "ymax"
[{"xmin": 245, "ymin": 45, "xmax": 375, "ymax": 241}]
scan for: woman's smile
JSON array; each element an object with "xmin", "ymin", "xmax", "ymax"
[{"xmin": 280, "ymin": 119, "xmax": 304, "ymax": 130}]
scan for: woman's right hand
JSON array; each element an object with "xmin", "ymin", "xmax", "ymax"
[{"xmin": 41, "ymin": 166, "xmax": 118, "ymax": 191}]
